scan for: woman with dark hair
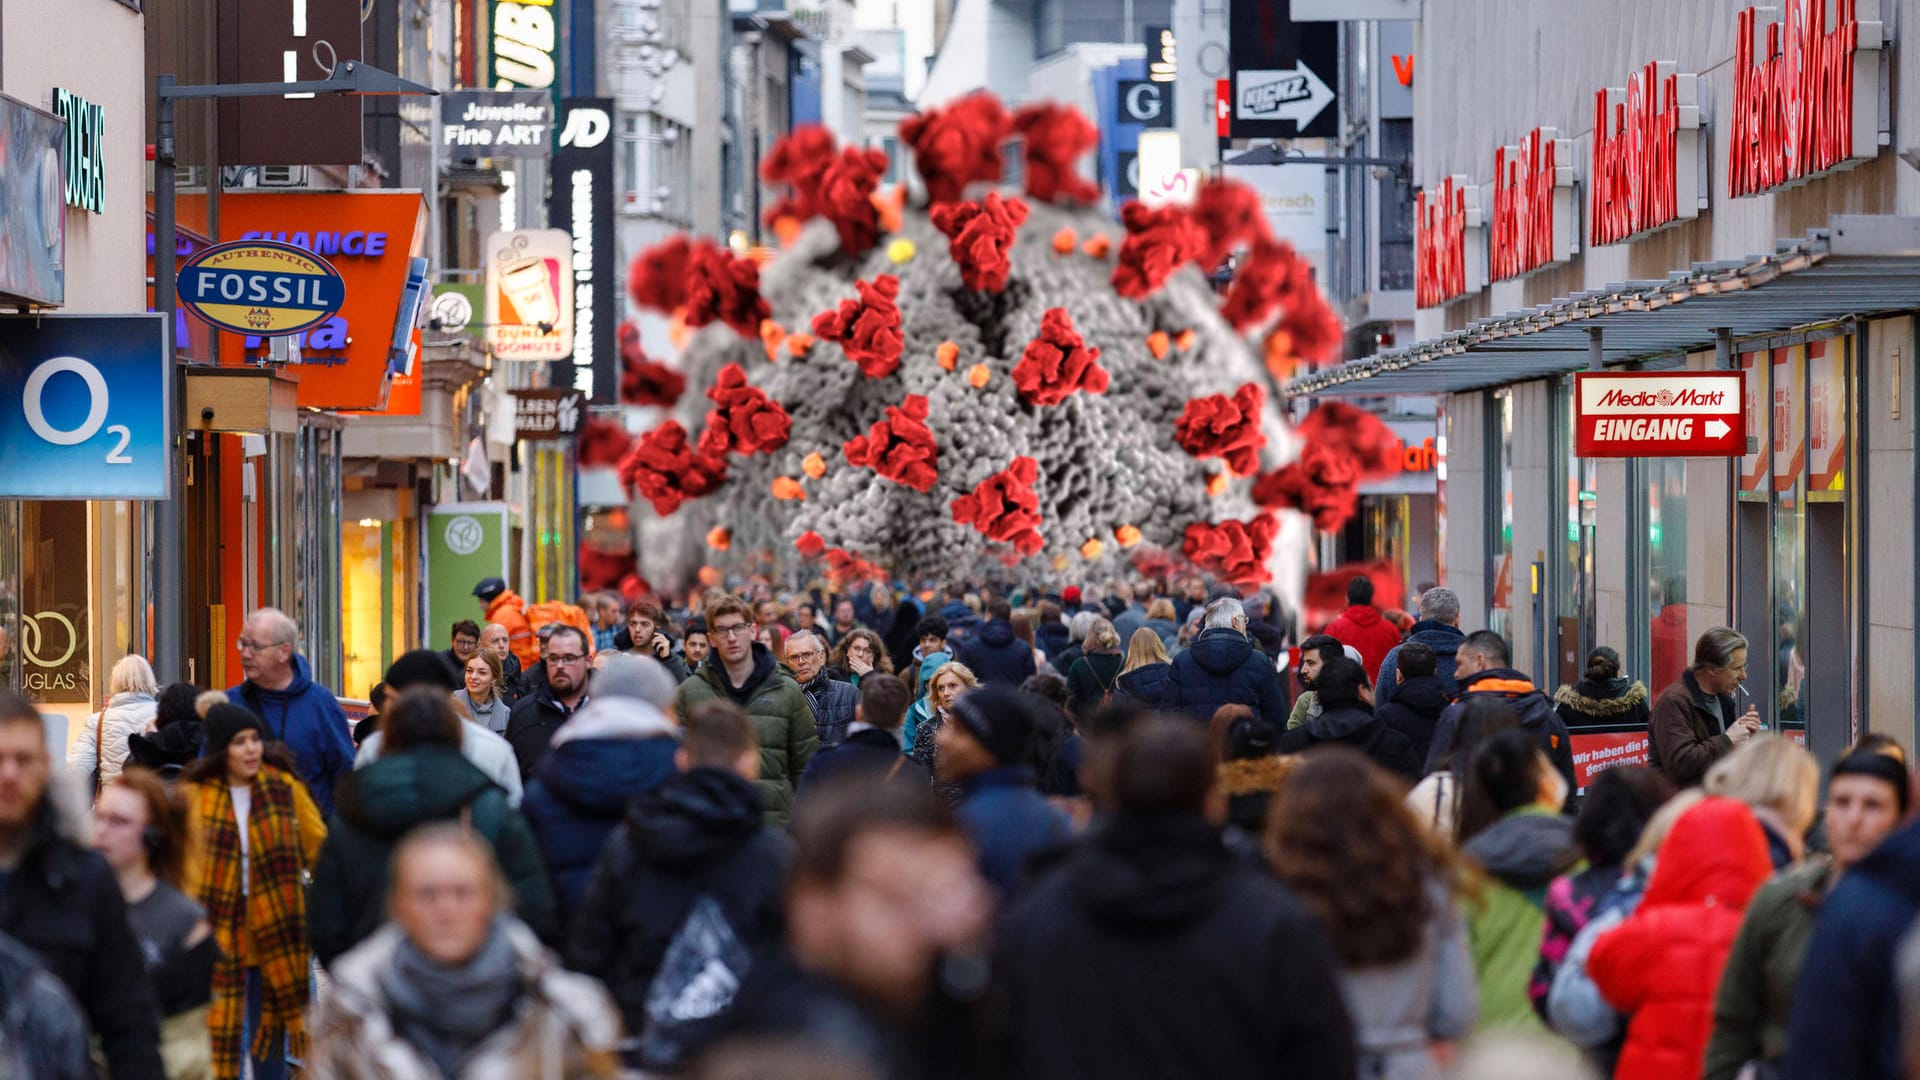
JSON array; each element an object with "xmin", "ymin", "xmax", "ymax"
[
  {"xmin": 1267, "ymin": 747, "xmax": 1478, "ymax": 1079},
  {"xmin": 1531, "ymin": 767, "xmax": 1674, "ymax": 1019},
  {"xmin": 1703, "ymin": 746, "xmax": 1912, "ymax": 1080},
  {"xmin": 308, "ymin": 688, "xmax": 553, "ymax": 969},
  {"xmin": 1458, "ymin": 728, "xmax": 1578, "ymax": 1034},
  {"xmin": 1553, "ymin": 646, "xmax": 1652, "ymax": 733},
  {"xmin": 1019, "ymin": 672, "xmax": 1082, "ymax": 800},
  {"xmin": 181, "ymin": 704, "xmax": 326, "ymax": 1080},
  {"xmin": 828, "ymin": 629, "xmax": 894, "ymax": 687},
  {"xmin": 1212, "ymin": 705, "xmax": 1292, "ymax": 859},
  {"xmin": 1405, "ymin": 697, "xmax": 1520, "ymax": 836},
  {"xmin": 128, "ymin": 682, "xmax": 210, "ymax": 780}
]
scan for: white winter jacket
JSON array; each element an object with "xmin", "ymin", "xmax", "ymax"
[{"xmin": 68, "ymin": 691, "xmax": 157, "ymax": 788}]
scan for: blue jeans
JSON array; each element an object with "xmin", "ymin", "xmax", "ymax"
[{"xmin": 243, "ymin": 967, "xmax": 287, "ymax": 1080}]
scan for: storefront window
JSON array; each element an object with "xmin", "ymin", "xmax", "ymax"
[
  {"xmin": 1554, "ymin": 379, "xmax": 1597, "ymax": 689},
  {"xmin": 1487, "ymin": 389, "xmax": 1515, "ymax": 641},
  {"xmin": 1647, "ymin": 459, "xmax": 1690, "ymax": 696},
  {"xmin": 1772, "ymin": 344, "xmax": 1809, "ymax": 734}
]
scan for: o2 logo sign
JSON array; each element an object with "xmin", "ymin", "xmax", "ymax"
[{"xmin": 0, "ymin": 314, "xmax": 169, "ymax": 500}]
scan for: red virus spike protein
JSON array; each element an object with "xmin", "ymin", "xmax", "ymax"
[
  {"xmin": 1191, "ymin": 180, "xmax": 1275, "ymax": 272},
  {"xmin": 1110, "ymin": 201, "xmax": 1208, "ymax": 299},
  {"xmin": 795, "ymin": 530, "xmax": 827, "ymax": 559},
  {"xmin": 812, "ymin": 275, "xmax": 906, "ymax": 378},
  {"xmin": 1174, "ymin": 382, "xmax": 1268, "ymax": 476},
  {"xmin": 813, "ymin": 147, "xmax": 892, "ymax": 256},
  {"xmin": 627, "ymin": 235, "xmax": 694, "ymax": 313},
  {"xmin": 1220, "ymin": 239, "xmax": 1305, "ymax": 332},
  {"xmin": 575, "ymin": 416, "xmax": 635, "ymax": 469},
  {"xmin": 683, "ymin": 242, "xmax": 772, "ymax": 337},
  {"xmin": 619, "ymin": 420, "xmax": 729, "ymax": 516},
  {"xmin": 1183, "ymin": 515, "xmax": 1280, "ymax": 586},
  {"xmin": 897, "ymin": 92, "xmax": 1010, "ymax": 205},
  {"xmin": 617, "ymin": 320, "xmax": 686, "ymax": 407},
  {"xmin": 950, "ymin": 456, "xmax": 1045, "ymax": 555},
  {"xmin": 930, "ymin": 192, "xmax": 1030, "ymax": 292},
  {"xmin": 759, "ymin": 125, "xmax": 838, "ymax": 226},
  {"xmin": 697, "ymin": 363, "xmax": 792, "ymax": 457},
  {"xmin": 1284, "ymin": 294, "xmax": 1345, "ymax": 365},
  {"xmin": 843, "ymin": 394, "xmax": 940, "ymax": 492},
  {"xmin": 1013, "ymin": 308, "xmax": 1109, "ymax": 406},
  {"xmin": 1252, "ymin": 444, "xmax": 1360, "ymax": 530},
  {"xmin": 1012, "ymin": 103, "xmax": 1100, "ymax": 205}
]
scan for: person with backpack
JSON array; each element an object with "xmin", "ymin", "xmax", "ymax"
[
  {"xmin": 566, "ymin": 701, "xmax": 792, "ymax": 1072},
  {"xmin": 1065, "ymin": 617, "xmax": 1124, "ymax": 720}
]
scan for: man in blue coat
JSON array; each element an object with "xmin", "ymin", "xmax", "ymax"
[
  {"xmin": 227, "ymin": 606, "xmax": 355, "ymax": 815},
  {"xmin": 958, "ymin": 598, "xmax": 1037, "ymax": 689},
  {"xmin": 1167, "ymin": 598, "xmax": 1290, "ymax": 732},
  {"xmin": 1375, "ymin": 586, "xmax": 1465, "ymax": 704},
  {"xmin": 935, "ymin": 686, "xmax": 1068, "ymax": 897}
]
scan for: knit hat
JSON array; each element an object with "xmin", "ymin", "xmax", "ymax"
[
  {"xmin": 385, "ymin": 649, "xmax": 461, "ymax": 693},
  {"xmin": 203, "ymin": 703, "xmax": 264, "ymax": 756},
  {"xmin": 1062, "ymin": 586, "xmax": 1082, "ymax": 605},
  {"xmin": 592, "ymin": 654, "xmax": 678, "ymax": 709},
  {"xmin": 951, "ymin": 685, "xmax": 1043, "ymax": 767}
]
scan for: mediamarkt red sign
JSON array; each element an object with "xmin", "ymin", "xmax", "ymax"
[
  {"xmin": 1575, "ymin": 371, "xmax": 1745, "ymax": 458},
  {"xmin": 1591, "ymin": 61, "xmax": 1703, "ymax": 246},
  {"xmin": 1490, "ymin": 127, "xmax": 1577, "ymax": 282},
  {"xmin": 1415, "ymin": 174, "xmax": 1484, "ymax": 308},
  {"xmin": 1729, "ymin": 0, "xmax": 1885, "ymax": 197}
]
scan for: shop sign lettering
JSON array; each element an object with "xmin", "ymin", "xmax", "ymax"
[
  {"xmin": 1490, "ymin": 127, "xmax": 1578, "ymax": 283},
  {"xmin": 1575, "ymin": 371, "xmax": 1746, "ymax": 458},
  {"xmin": 1591, "ymin": 61, "xmax": 1704, "ymax": 246},
  {"xmin": 52, "ymin": 88, "xmax": 104, "ymax": 214},
  {"xmin": 493, "ymin": 0, "xmax": 557, "ymax": 92},
  {"xmin": 1414, "ymin": 174, "xmax": 1484, "ymax": 308},
  {"xmin": 1729, "ymin": 0, "xmax": 1885, "ymax": 198}
]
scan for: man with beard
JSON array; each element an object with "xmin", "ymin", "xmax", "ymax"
[{"xmin": 505, "ymin": 625, "xmax": 593, "ymax": 781}]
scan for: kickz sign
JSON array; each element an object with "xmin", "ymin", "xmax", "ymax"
[
  {"xmin": 1490, "ymin": 127, "xmax": 1578, "ymax": 282},
  {"xmin": 1591, "ymin": 61, "xmax": 1705, "ymax": 246},
  {"xmin": 1575, "ymin": 371, "xmax": 1746, "ymax": 458},
  {"xmin": 1729, "ymin": 0, "xmax": 1886, "ymax": 197},
  {"xmin": 1415, "ymin": 174, "xmax": 1485, "ymax": 308}
]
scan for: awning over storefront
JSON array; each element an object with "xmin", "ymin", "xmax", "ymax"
[{"xmin": 1283, "ymin": 216, "xmax": 1920, "ymax": 397}]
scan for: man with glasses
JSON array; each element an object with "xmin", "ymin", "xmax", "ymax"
[
  {"xmin": 441, "ymin": 619, "xmax": 482, "ymax": 681},
  {"xmin": 786, "ymin": 629, "xmax": 857, "ymax": 748},
  {"xmin": 505, "ymin": 626, "xmax": 594, "ymax": 782},
  {"xmin": 673, "ymin": 595, "xmax": 817, "ymax": 825},
  {"xmin": 225, "ymin": 606, "xmax": 355, "ymax": 815}
]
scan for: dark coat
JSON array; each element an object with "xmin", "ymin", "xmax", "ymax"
[
  {"xmin": 1374, "ymin": 673, "xmax": 1450, "ymax": 764},
  {"xmin": 0, "ymin": 805, "xmax": 164, "ymax": 1080},
  {"xmin": 1116, "ymin": 661, "xmax": 1177, "ymax": 708},
  {"xmin": 1376, "ymin": 621, "xmax": 1466, "ymax": 704},
  {"xmin": 227, "ymin": 652, "xmax": 355, "ymax": 815},
  {"xmin": 309, "ymin": 746, "xmax": 554, "ymax": 966},
  {"xmin": 798, "ymin": 671, "xmax": 860, "ymax": 748},
  {"xmin": 1035, "ymin": 620, "xmax": 1072, "ymax": 662},
  {"xmin": 957, "ymin": 618, "xmax": 1038, "ymax": 689},
  {"xmin": 1424, "ymin": 668, "xmax": 1576, "ymax": 790},
  {"xmin": 994, "ymin": 813, "xmax": 1357, "ymax": 1080},
  {"xmin": 673, "ymin": 645, "xmax": 819, "ymax": 825},
  {"xmin": 1065, "ymin": 652, "xmax": 1124, "ymax": 718},
  {"xmin": 798, "ymin": 728, "xmax": 929, "ymax": 794},
  {"xmin": 938, "ymin": 601, "xmax": 983, "ymax": 647},
  {"xmin": 522, "ymin": 699, "xmax": 681, "ymax": 932},
  {"xmin": 505, "ymin": 682, "xmax": 589, "ymax": 781},
  {"xmin": 1276, "ymin": 700, "xmax": 1422, "ymax": 781},
  {"xmin": 882, "ymin": 597, "xmax": 925, "ymax": 675},
  {"xmin": 1166, "ymin": 627, "xmax": 1290, "ymax": 730},
  {"xmin": 954, "ymin": 767, "xmax": 1070, "ymax": 897},
  {"xmin": 567, "ymin": 768, "xmax": 792, "ymax": 1069},
  {"xmin": 1648, "ymin": 670, "xmax": 1737, "ymax": 787}
]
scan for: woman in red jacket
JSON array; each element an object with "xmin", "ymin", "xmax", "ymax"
[{"xmin": 1587, "ymin": 796, "xmax": 1773, "ymax": 1080}]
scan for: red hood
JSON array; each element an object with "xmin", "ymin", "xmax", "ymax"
[
  {"xmin": 1335, "ymin": 604, "xmax": 1384, "ymax": 629},
  {"xmin": 1641, "ymin": 797, "xmax": 1772, "ymax": 910}
]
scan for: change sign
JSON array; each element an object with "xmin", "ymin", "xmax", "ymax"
[{"xmin": 1575, "ymin": 371, "xmax": 1745, "ymax": 457}]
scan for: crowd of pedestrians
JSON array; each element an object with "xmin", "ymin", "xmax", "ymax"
[{"xmin": 6, "ymin": 573, "xmax": 1920, "ymax": 1079}]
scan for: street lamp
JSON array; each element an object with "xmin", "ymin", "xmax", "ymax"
[{"xmin": 151, "ymin": 61, "xmax": 437, "ymax": 683}]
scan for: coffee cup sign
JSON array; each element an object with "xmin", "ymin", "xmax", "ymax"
[{"xmin": 484, "ymin": 228, "xmax": 574, "ymax": 361}]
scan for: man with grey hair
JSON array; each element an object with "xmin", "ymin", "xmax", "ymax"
[
  {"xmin": 786, "ymin": 628, "xmax": 858, "ymax": 748},
  {"xmin": 226, "ymin": 605, "xmax": 355, "ymax": 815},
  {"xmin": 1167, "ymin": 596, "xmax": 1289, "ymax": 729},
  {"xmin": 1375, "ymin": 586, "xmax": 1466, "ymax": 706}
]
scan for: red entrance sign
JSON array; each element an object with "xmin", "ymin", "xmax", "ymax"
[
  {"xmin": 1591, "ymin": 61, "xmax": 1703, "ymax": 246},
  {"xmin": 1415, "ymin": 174, "xmax": 1482, "ymax": 308},
  {"xmin": 1490, "ymin": 127, "xmax": 1577, "ymax": 282},
  {"xmin": 1215, "ymin": 79, "xmax": 1230, "ymax": 137},
  {"xmin": 1729, "ymin": 0, "xmax": 1885, "ymax": 197},
  {"xmin": 1575, "ymin": 371, "xmax": 1746, "ymax": 458}
]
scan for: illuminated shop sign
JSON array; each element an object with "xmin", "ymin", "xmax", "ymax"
[
  {"xmin": 493, "ymin": 0, "xmax": 558, "ymax": 92},
  {"xmin": 1591, "ymin": 61, "xmax": 1704, "ymax": 246},
  {"xmin": 1490, "ymin": 126, "xmax": 1578, "ymax": 282},
  {"xmin": 1729, "ymin": 0, "xmax": 1885, "ymax": 197},
  {"xmin": 1414, "ymin": 175, "xmax": 1484, "ymax": 308},
  {"xmin": 51, "ymin": 88, "xmax": 103, "ymax": 214}
]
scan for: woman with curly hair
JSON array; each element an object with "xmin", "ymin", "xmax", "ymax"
[
  {"xmin": 827, "ymin": 628, "xmax": 894, "ymax": 688},
  {"xmin": 1266, "ymin": 746, "xmax": 1478, "ymax": 1080}
]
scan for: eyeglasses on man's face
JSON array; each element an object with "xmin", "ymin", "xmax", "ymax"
[
  {"xmin": 712, "ymin": 621, "xmax": 754, "ymax": 639},
  {"xmin": 547, "ymin": 652, "xmax": 588, "ymax": 666},
  {"xmin": 236, "ymin": 637, "xmax": 289, "ymax": 654}
]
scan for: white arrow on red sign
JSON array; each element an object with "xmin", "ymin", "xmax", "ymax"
[{"xmin": 1574, "ymin": 371, "xmax": 1746, "ymax": 458}]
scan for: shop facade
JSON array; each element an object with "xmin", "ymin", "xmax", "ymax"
[{"xmin": 1287, "ymin": 0, "xmax": 1920, "ymax": 764}]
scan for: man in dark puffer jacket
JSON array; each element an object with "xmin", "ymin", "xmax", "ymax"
[
  {"xmin": 785, "ymin": 629, "xmax": 858, "ymax": 749},
  {"xmin": 1276, "ymin": 658, "xmax": 1421, "ymax": 781},
  {"xmin": 1372, "ymin": 641, "xmax": 1451, "ymax": 764},
  {"xmin": 1166, "ymin": 598, "xmax": 1289, "ymax": 732},
  {"xmin": 958, "ymin": 599, "xmax": 1038, "ymax": 690}
]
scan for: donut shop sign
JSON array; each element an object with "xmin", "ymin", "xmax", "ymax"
[{"xmin": 1729, "ymin": 0, "xmax": 1886, "ymax": 197}]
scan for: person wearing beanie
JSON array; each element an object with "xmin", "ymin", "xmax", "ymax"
[
  {"xmin": 1061, "ymin": 586, "xmax": 1084, "ymax": 616},
  {"xmin": 933, "ymin": 687, "xmax": 1070, "ymax": 897},
  {"xmin": 128, "ymin": 681, "xmax": 210, "ymax": 779},
  {"xmin": 181, "ymin": 702, "xmax": 327, "ymax": 1080},
  {"xmin": 351, "ymin": 650, "xmax": 524, "ymax": 807}
]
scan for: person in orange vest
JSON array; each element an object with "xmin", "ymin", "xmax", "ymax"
[{"xmin": 474, "ymin": 578, "xmax": 538, "ymax": 670}]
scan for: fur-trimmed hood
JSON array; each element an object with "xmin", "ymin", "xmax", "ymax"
[
  {"xmin": 1217, "ymin": 755, "xmax": 1296, "ymax": 798},
  {"xmin": 1553, "ymin": 679, "xmax": 1649, "ymax": 718}
]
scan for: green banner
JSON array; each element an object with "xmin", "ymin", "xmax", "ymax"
[{"xmin": 425, "ymin": 502, "xmax": 510, "ymax": 646}]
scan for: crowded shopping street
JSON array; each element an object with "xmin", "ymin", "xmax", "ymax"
[{"xmin": 6, "ymin": 0, "xmax": 1920, "ymax": 1077}]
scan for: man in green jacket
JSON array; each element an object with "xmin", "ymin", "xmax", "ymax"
[{"xmin": 673, "ymin": 593, "xmax": 818, "ymax": 824}]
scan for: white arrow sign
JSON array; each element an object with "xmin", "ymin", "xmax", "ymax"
[
  {"xmin": 1705, "ymin": 418, "xmax": 1731, "ymax": 439},
  {"xmin": 1236, "ymin": 64, "xmax": 1335, "ymax": 130}
]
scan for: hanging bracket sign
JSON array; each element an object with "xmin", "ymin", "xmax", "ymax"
[
  {"xmin": 1575, "ymin": 371, "xmax": 1746, "ymax": 457},
  {"xmin": 177, "ymin": 240, "xmax": 347, "ymax": 338}
]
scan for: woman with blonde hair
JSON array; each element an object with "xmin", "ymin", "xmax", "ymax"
[
  {"xmin": 1142, "ymin": 597, "xmax": 1181, "ymax": 651},
  {"xmin": 1116, "ymin": 627, "xmax": 1176, "ymax": 708},
  {"xmin": 1065, "ymin": 617, "xmax": 1124, "ymax": 719},
  {"xmin": 907, "ymin": 661, "xmax": 978, "ymax": 775},
  {"xmin": 828, "ymin": 628, "xmax": 894, "ymax": 687},
  {"xmin": 1705, "ymin": 733, "xmax": 1821, "ymax": 868},
  {"xmin": 71, "ymin": 654, "xmax": 160, "ymax": 791}
]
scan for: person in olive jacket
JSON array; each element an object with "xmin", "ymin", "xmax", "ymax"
[
  {"xmin": 673, "ymin": 594, "xmax": 819, "ymax": 826},
  {"xmin": 308, "ymin": 688, "xmax": 554, "ymax": 968},
  {"xmin": 1649, "ymin": 628, "xmax": 1761, "ymax": 786}
]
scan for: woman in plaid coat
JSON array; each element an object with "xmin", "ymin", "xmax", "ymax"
[{"xmin": 182, "ymin": 704, "xmax": 327, "ymax": 1080}]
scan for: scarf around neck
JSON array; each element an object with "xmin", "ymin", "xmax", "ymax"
[{"xmin": 378, "ymin": 916, "xmax": 524, "ymax": 1078}]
